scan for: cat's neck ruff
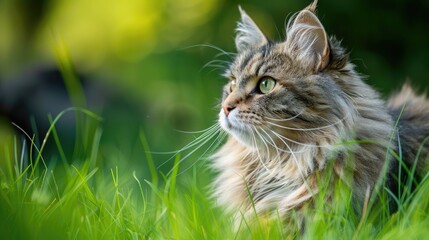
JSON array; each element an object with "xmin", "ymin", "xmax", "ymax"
[{"xmin": 212, "ymin": 136, "xmax": 331, "ymax": 217}]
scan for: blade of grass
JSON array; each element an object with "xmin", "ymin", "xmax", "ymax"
[{"xmin": 139, "ymin": 129, "xmax": 158, "ymax": 187}]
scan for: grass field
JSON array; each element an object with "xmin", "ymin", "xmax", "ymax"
[{"xmin": 1, "ymin": 107, "xmax": 429, "ymax": 240}]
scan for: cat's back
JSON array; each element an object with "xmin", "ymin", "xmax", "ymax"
[{"xmin": 387, "ymin": 84, "xmax": 429, "ymax": 175}]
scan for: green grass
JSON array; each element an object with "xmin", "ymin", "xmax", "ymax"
[{"xmin": 1, "ymin": 109, "xmax": 429, "ymax": 240}]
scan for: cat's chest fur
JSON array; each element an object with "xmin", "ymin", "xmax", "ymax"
[{"xmin": 213, "ymin": 138, "xmax": 332, "ymax": 215}]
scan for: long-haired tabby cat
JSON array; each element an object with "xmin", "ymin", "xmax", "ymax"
[{"xmin": 212, "ymin": 0, "xmax": 429, "ymax": 226}]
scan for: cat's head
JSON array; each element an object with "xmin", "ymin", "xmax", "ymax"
[{"xmin": 219, "ymin": 1, "xmax": 357, "ymax": 151}]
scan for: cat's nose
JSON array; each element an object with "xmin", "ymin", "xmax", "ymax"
[{"xmin": 223, "ymin": 105, "xmax": 236, "ymax": 117}]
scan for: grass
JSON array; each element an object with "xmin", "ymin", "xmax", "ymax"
[{"xmin": 1, "ymin": 108, "xmax": 429, "ymax": 240}]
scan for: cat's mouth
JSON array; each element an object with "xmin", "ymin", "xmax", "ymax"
[{"xmin": 219, "ymin": 109, "xmax": 262, "ymax": 149}]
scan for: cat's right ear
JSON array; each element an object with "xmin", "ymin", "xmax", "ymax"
[{"xmin": 235, "ymin": 6, "xmax": 268, "ymax": 52}]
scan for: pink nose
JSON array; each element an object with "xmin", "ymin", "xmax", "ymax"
[{"xmin": 223, "ymin": 105, "xmax": 236, "ymax": 117}]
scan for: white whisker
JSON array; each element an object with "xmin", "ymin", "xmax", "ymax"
[
  {"xmin": 155, "ymin": 124, "xmax": 219, "ymax": 156},
  {"xmin": 268, "ymin": 132, "xmax": 328, "ymax": 148},
  {"xmin": 174, "ymin": 123, "xmax": 220, "ymax": 134},
  {"xmin": 265, "ymin": 110, "xmax": 305, "ymax": 122},
  {"xmin": 157, "ymin": 124, "xmax": 221, "ymax": 169},
  {"xmin": 175, "ymin": 132, "xmax": 227, "ymax": 176},
  {"xmin": 268, "ymin": 129, "xmax": 313, "ymax": 193},
  {"xmin": 266, "ymin": 113, "xmax": 350, "ymax": 132},
  {"xmin": 180, "ymin": 44, "xmax": 235, "ymax": 58},
  {"xmin": 166, "ymin": 129, "xmax": 222, "ymax": 174},
  {"xmin": 258, "ymin": 127, "xmax": 300, "ymax": 154},
  {"xmin": 257, "ymin": 127, "xmax": 281, "ymax": 159},
  {"xmin": 249, "ymin": 127, "xmax": 270, "ymax": 172},
  {"xmin": 252, "ymin": 126, "xmax": 270, "ymax": 157}
]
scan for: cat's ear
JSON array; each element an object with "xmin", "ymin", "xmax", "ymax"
[
  {"xmin": 285, "ymin": 1, "xmax": 330, "ymax": 72},
  {"xmin": 235, "ymin": 6, "xmax": 268, "ymax": 52}
]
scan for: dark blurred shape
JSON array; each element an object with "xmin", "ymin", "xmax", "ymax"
[
  {"xmin": 15, "ymin": 0, "xmax": 50, "ymax": 41},
  {"xmin": 0, "ymin": 65, "xmax": 146, "ymax": 162}
]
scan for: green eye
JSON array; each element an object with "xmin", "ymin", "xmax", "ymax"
[{"xmin": 258, "ymin": 77, "xmax": 276, "ymax": 94}]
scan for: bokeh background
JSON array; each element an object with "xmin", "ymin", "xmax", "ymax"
[{"xmin": 0, "ymin": 0, "xmax": 428, "ymax": 176}]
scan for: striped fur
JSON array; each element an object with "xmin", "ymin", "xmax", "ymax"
[{"xmin": 212, "ymin": 1, "xmax": 429, "ymax": 226}]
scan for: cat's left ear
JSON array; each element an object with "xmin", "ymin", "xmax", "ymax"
[
  {"xmin": 235, "ymin": 6, "xmax": 269, "ymax": 52},
  {"xmin": 285, "ymin": 1, "xmax": 330, "ymax": 72}
]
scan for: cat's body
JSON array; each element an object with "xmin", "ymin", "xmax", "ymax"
[{"xmin": 212, "ymin": 1, "xmax": 429, "ymax": 225}]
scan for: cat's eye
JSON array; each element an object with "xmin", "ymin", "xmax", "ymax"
[{"xmin": 258, "ymin": 77, "xmax": 276, "ymax": 94}]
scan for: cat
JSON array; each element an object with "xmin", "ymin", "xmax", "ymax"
[{"xmin": 212, "ymin": 0, "xmax": 429, "ymax": 227}]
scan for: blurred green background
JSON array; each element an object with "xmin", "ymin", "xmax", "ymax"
[{"xmin": 0, "ymin": 0, "xmax": 428, "ymax": 176}]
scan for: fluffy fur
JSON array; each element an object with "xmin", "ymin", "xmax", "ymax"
[{"xmin": 212, "ymin": 0, "xmax": 429, "ymax": 225}]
